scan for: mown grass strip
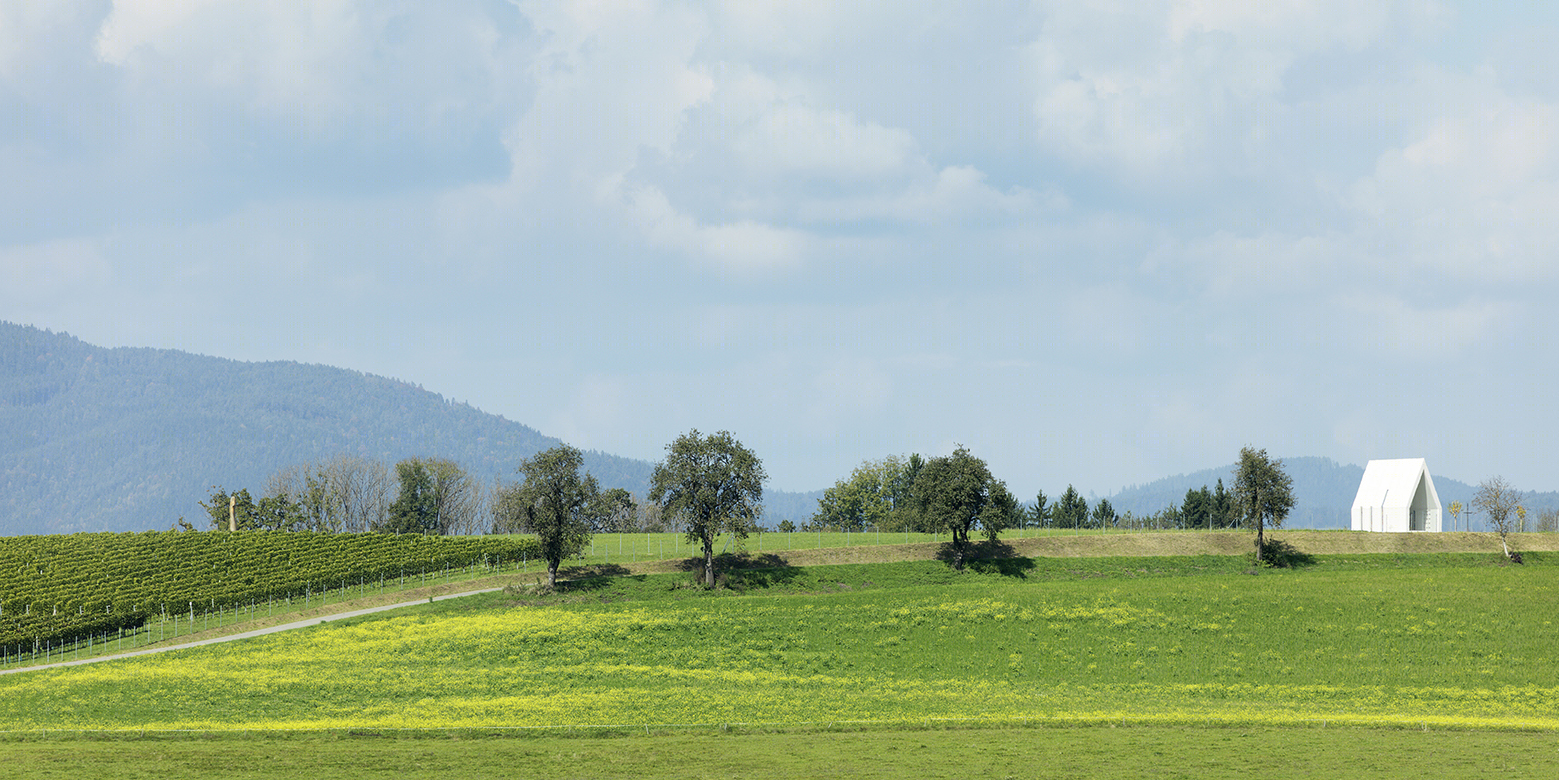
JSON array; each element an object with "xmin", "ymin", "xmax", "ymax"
[{"xmin": 4, "ymin": 725, "xmax": 1557, "ymax": 779}]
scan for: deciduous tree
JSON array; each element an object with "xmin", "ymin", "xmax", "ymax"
[
  {"xmin": 200, "ymin": 486, "xmax": 255, "ymax": 531},
  {"xmin": 650, "ymin": 430, "xmax": 766, "ymax": 589},
  {"xmin": 982, "ymin": 480, "xmax": 1020, "ymax": 542},
  {"xmin": 382, "ymin": 460, "xmax": 439, "ymax": 534},
  {"xmin": 1538, "ymin": 507, "xmax": 1558, "ymax": 534},
  {"xmin": 267, "ymin": 455, "xmax": 393, "ymax": 532},
  {"xmin": 506, "ymin": 445, "xmax": 601, "ymax": 587},
  {"xmin": 589, "ymin": 487, "xmax": 636, "ymax": 532},
  {"xmin": 200, "ymin": 486, "xmax": 303, "ymax": 531},
  {"xmin": 1233, "ymin": 447, "xmax": 1294, "ymax": 567},
  {"xmin": 1473, "ymin": 476, "xmax": 1525, "ymax": 561},
  {"xmin": 812, "ymin": 455, "xmax": 927, "ymax": 532},
  {"xmin": 911, "ymin": 446, "xmax": 1009, "ymax": 569},
  {"xmin": 423, "ymin": 458, "xmax": 482, "ymax": 535}
]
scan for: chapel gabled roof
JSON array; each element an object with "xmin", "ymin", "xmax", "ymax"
[{"xmin": 1351, "ymin": 458, "xmax": 1436, "ymax": 510}]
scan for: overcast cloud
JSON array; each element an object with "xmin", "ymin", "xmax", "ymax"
[{"xmin": 4, "ymin": 1, "xmax": 1557, "ymax": 497}]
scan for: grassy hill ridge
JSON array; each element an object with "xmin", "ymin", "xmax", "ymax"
[{"xmin": 685, "ymin": 528, "xmax": 1559, "ymax": 568}]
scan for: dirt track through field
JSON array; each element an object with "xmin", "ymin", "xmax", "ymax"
[{"xmin": 0, "ymin": 587, "xmax": 504, "ymax": 677}]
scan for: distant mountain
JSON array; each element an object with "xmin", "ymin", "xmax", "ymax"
[
  {"xmin": 1106, "ymin": 456, "xmax": 1558, "ymax": 530},
  {"xmin": 0, "ymin": 322, "xmax": 820, "ymax": 535}
]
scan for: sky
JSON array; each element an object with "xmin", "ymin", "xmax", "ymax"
[{"xmin": 4, "ymin": 1, "xmax": 1558, "ymax": 498}]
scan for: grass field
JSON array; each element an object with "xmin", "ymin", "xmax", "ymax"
[
  {"xmin": 4, "ymin": 534, "xmax": 1557, "ymax": 777},
  {"xmin": 3, "ymin": 552, "xmax": 1554, "ymax": 732},
  {"xmin": 6, "ymin": 726, "xmax": 1558, "ymax": 779}
]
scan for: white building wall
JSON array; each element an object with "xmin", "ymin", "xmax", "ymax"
[{"xmin": 1350, "ymin": 458, "xmax": 1442, "ymax": 533}]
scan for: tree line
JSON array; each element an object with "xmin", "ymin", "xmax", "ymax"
[
  {"xmin": 199, "ymin": 438, "xmax": 1301, "ymax": 584},
  {"xmin": 196, "ymin": 431, "xmax": 768, "ymax": 590},
  {"xmin": 198, "ymin": 455, "xmax": 487, "ymax": 536},
  {"xmin": 811, "ymin": 446, "xmax": 1296, "ymax": 565},
  {"xmin": 814, "ymin": 462, "xmax": 1264, "ymax": 534},
  {"xmin": 197, "ymin": 454, "xmax": 684, "ymax": 538},
  {"xmin": 805, "ymin": 446, "xmax": 1021, "ymax": 569}
]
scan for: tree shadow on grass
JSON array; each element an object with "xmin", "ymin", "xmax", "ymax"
[
  {"xmin": 673, "ymin": 552, "xmax": 804, "ymax": 591},
  {"xmin": 1258, "ymin": 539, "xmax": 1316, "ymax": 569},
  {"xmin": 553, "ymin": 563, "xmax": 639, "ymax": 594},
  {"xmin": 933, "ymin": 539, "xmax": 1037, "ymax": 578}
]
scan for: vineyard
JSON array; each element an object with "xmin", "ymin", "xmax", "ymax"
[{"xmin": 0, "ymin": 531, "xmax": 539, "ymax": 655}]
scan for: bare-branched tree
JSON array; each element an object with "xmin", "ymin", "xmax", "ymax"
[{"xmin": 1473, "ymin": 476, "xmax": 1524, "ymax": 561}]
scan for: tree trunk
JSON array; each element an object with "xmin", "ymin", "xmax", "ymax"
[
  {"xmin": 547, "ymin": 560, "xmax": 558, "ymax": 589},
  {"xmin": 1255, "ymin": 519, "xmax": 1265, "ymax": 568},
  {"xmin": 703, "ymin": 537, "xmax": 716, "ymax": 589}
]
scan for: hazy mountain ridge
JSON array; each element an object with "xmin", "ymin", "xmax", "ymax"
[
  {"xmin": 3, "ymin": 321, "xmax": 1545, "ymax": 536},
  {"xmin": 0, "ymin": 322, "xmax": 819, "ymax": 534}
]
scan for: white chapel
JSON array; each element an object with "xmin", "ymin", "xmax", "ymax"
[{"xmin": 1351, "ymin": 458, "xmax": 1442, "ymax": 532}]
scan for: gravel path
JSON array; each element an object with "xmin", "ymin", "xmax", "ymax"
[{"xmin": 0, "ymin": 586, "xmax": 504, "ymax": 677}]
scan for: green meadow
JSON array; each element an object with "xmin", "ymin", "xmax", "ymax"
[
  {"xmin": 3, "ymin": 544, "xmax": 1557, "ymax": 777},
  {"xmin": 3, "ymin": 553, "xmax": 1555, "ymax": 733}
]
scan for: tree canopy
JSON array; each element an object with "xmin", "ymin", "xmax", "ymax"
[
  {"xmin": 910, "ymin": 445, "xmax": 1011, "ymax": 569},
  {"xmin": 382, "ymin": 460, "xmax": 440, "ymax": 535},
  {"xmin": 650, "ymin": 430, "xmax": 766, "ymax": 588},
  {"xmin": 200, "ymin": 486, "xmax": 304, "ymax": 531},
  {"xmin": 812, "ymin": 454, "xmax": 925, "ymax": 532},
  {"xmin": 377, "ymin": 458, "xmax": 480, "ymax": 536},
  {"xmin": 1233, "ymin": 446, "xmax": 1295, "ymax": 566},
  {"xmin": 505, "ymin": 444, "xmax": 600, "ymax": 587}
]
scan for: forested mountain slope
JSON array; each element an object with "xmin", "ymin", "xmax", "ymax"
[{"xmin": 0, "ymin": 323, "xmax": 654, "ymax": 534}]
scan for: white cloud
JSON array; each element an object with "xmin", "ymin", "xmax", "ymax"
[
  {"xmin": 1149, "ymin": 230, "xmax": 1360, "ymax": 298},
  {"xmin": 1350, "ymin": 84, "xmax": 1559, "ymax": 282},
  {"xmin": 95, "ymin": 1, "xmax": 379, "ymax": 127},
  {"xmin": 0, "ymin": 3, "xmax": 101, "ymax": 89},
  {"xmin": 625, "ymin": 185, "xmax": 806, "ymax": 273},
  {"xmin": 709, "ymin": 1, "xmax": 860, "ymax": 59},
  {"xmin": 1027, "ymin": 1, "xmax": 1402, "ymax": 181},
  {"xmin": 730, "ymin": 100, "xmax": 916, "ymax": 183},
  {"xmin": 798, "ymin": 165, "xmax": 1065, "ymax": 226},
  {"xmin": 506, "ymin": 0, "xmax": 712, "ymax": 192},
  {"xmin": 92, "ymin": 0, "xmax": 528, "ymax": 136}
]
